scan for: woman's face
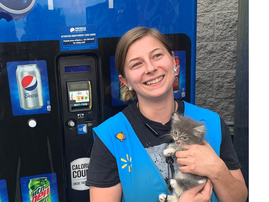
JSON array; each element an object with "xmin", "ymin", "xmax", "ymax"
[{"xmin": 119, "ymin": 35, "xmax": 176, "ymax": 102}]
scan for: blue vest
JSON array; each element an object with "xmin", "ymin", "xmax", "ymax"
[{"xmin": 93, "ymin": 101, "xmax": 221, "ymax": 202}]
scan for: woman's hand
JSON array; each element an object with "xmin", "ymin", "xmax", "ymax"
[
  {"xmin": 178, "ymin": 180, "xmax": 212, "ymax": 202},
  {"xmin": 175, "ymin": 141, "xmax": 223, "ymax": 179},
  {"xmin": 176, "ymin": 141, "xmax": 248, "ymax": 202}
]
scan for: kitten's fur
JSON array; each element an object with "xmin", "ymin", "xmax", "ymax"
[{"xmin": 159, "ymin": 113, "xmax": 207, "ymax": 202}]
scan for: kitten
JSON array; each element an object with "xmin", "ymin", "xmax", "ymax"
[{"xmin": 159, "ymin": 112, "xmax": 207, "ymax": 202}]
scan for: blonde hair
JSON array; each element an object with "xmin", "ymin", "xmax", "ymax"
[{"xmin": 115, "ymin": 27, "xmax": 173, "ymax": 103}]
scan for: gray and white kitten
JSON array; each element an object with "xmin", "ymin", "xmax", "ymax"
[{"xmin": 159, "ymin": 112, "xmax": 207, "ymax": 202}]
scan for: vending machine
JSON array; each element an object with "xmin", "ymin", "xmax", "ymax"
[{"xmin": 0, "ymin": 0, "xmax": 197, "ymax": 202}]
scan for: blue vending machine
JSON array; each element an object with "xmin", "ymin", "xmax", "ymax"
[{"xmin": 0, "ymin": 0, "xmax": 197, "ymax": 202}]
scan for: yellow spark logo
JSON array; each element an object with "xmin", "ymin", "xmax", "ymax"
[
  {"xmin": 115, "ymin": 132, "xmax": 126, "ymax": 142},
  {"xmin": 121, "ymin": 154, "xmax": 132, "ymax": 172}
]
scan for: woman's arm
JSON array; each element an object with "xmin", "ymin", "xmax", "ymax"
[
  {"xmin": 209, "ymin": 165, "xmax": 248, "ymax": 202},
  {"xmin": 90, "ymin": 183, "xmax": 122, "ymax": 202},
  {"xmin": 176, "ymin": 142, "xmax": 248, "ymax": 202}
]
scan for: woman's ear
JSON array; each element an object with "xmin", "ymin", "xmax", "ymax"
[
  {"xmin": 171, "ymin": 51, "xmax": 176, "ymax": 67},
  {"xmin": 119, "ymin": 75, "xmax": 129, "ymax": 86}
]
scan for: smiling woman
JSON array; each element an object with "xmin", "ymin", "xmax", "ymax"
[
  {"xmin": 86, "ymin": 27, "xmax": 248, "ymax": 202},
  {"xmin": 115, "ymin": 27, "xmax": 175, "ymax": 106},
  {"xmin": 118, "ymin": 34, "xmax": 175, "ymax": 110}
]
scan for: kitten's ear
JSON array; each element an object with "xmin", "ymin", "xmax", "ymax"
[
  {"xmin": 172, "ymin": 112, "xmax": 181, "ymax": 121},
  {"xmin": 193, "ymin": 125, "xmax": 205, "ymax": 136}
]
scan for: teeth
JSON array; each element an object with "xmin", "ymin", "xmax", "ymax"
[{"xmin": 146, "ymin": 76, "xmax": 163, "ymax": 85}]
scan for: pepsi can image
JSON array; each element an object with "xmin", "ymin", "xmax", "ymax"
[{"xmin": 16, "ymin": 64, "xmax": 44, "ymax": 110}]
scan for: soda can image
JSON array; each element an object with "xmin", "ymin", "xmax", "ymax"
[
  {"xmin": 28, "ymin": 177, "xmax": 51, "ymax": 202},
  {"xmin": 16, "ymin": 64, "xmax": 44, "ymax": 110},
  {"xmin": 173, "ymin": 56, "xmax": 180, "ymax": 92}
]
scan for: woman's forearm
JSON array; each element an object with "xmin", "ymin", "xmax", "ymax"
[
  {"xmin": 90, "ymin": 183, "xmax": 122, "ymax": 202},
  {"xmin": 210, "ymin": 161, "xmax": 248, "ymax": 202}
]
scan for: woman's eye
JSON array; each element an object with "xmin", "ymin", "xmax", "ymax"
[
  {"xmin": 132, "ymin": 62, "xmax": 142, "ymax": 68},
  {"xmin": 153, "ymin": 53, "xmax": 162, "ymax": 59}
]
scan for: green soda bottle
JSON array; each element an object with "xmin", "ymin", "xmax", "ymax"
[{"xmin": 28, "ymin": 177, "xmax": 51, "ymax": 202}]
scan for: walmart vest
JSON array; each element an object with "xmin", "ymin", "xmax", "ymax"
[{"xmin": 93, "ymin": 101, "xmax": 221, "ymax": 202}]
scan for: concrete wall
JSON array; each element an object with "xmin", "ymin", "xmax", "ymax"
[{"xmin": 196, "ymin": 0, "xmax": 238, "ymax": 125}]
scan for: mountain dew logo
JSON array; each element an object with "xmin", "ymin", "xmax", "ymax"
[{"xmin": 28, "ymin": 178, "xmax": 51, "ymax": 202}]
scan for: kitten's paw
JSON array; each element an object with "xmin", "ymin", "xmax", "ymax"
[
  {"xmin": 163, "ymin": 148, "xmax": 176, "ymax": 156},
  {"xmin": 159, "ymin": 194, "xmax": 167, "ymax": 202},
  {"xmin": 159, "ymin": 194, "xmax": 178, "ymax": 202},
  {"xmin": 170, "ymin": 179, "xmax": 177, "ymax": 188}
]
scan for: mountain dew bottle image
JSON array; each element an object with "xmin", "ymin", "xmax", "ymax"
[{"xmin": 28, "ymin": 177, "xmax": 51, "ymax": 202}]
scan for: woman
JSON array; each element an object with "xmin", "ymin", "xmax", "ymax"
[{"xmin": 86, "ymin": 27, "xmax": 248, "ymax": 202}]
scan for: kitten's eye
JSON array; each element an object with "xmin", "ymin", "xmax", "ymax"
[
  {"xmin": 181, "ymin": 136, "xmax": 187, "ymax": 140},
  {"xmin": 173, "ymin": 130, "xmax": 177, "ymax": 135}
]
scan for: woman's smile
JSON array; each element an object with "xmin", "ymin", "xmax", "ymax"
[{"xmin": 144, "ymin": 75, "xmax": 164, "ymax": 85}]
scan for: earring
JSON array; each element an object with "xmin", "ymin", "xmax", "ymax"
[{"xmin": 128, "ymin": 86, "xmax": 132, "ymax": 91}]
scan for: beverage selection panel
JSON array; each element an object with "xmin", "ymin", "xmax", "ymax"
[{"xmin": 67, "ymin": 81, "xmax": 92, "ymax": 112}]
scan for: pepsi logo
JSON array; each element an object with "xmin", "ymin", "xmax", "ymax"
[{"xmin": 21, "ymin": 75, "xmax": 38, "ymax": 91}]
